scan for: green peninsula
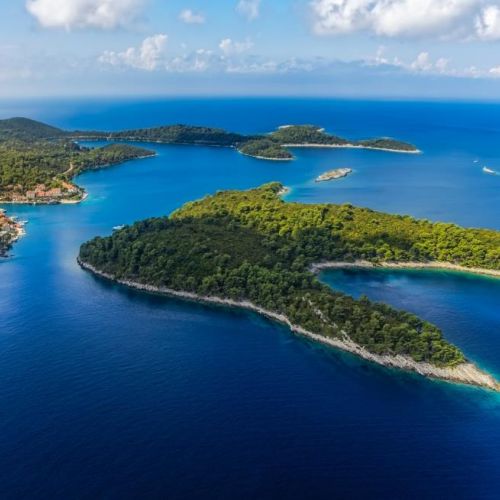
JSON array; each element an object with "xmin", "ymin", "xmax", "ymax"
[
  {"xmin": 79, "ymin": 183, "xmax": 500, "ymax": 389},
  {"xmin": 0, "ymin": 118, "xmax": 155, "ymax": 204}
]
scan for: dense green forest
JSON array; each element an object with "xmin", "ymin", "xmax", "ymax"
[
  {"xmin": 357, "ymin": 138, "xmax": 419, "ymax": 151},
  {"xmin": 174, "ymin": 183, "xmax": 500, "ymax": 268},
  {"xmin": 80, "ymin": 183, "xmax": 499, "ymax": 368},
  {"xmin": 270, "ymin": 125, "xmax": 349, "ymax": 145},
  {"xmin": 0, "ymin": 117, "xmax": 65, "ymax": 141},
  {"xmin": 104, "ymin": 124, "xmax": 247, "ymax": 146},
  {"xmin": 238, "ymin": 139, "xmax": 293, "ymax": 160},
  {"xmin": 268, "ymin": 125, "xmax": 418, "ymax": 154},
  {"xmin": 0, "ymin": 118, "xmax": 155, "ymax": 201},
  {"xmin": 72, "ymin": 122, "xmax": 418, "ymax": 159}
]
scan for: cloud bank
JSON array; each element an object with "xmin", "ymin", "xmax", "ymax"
[
  {"xmin": 311, "ymin": 0, "xmax": 500, "ymax": 40},
  {"xmin": 96, "ymin": 34, "xmax": 500, "ymax": 81},
  {"xmin": 26, "ymin": 0, "xmax": 145, "ymax": 30}
]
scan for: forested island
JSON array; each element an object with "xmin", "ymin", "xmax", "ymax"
[
  {"xmin": 78, "ymin": 123, "xmax": 419, "ymax": 160},
  {"xmin": 0, "ymin": 117, "xmax": 417, "ymax": 203},
  {"xmin": 243, "ymin": 125, "xmax": 419, "ymax": 159},
  {"xmin": 0, "ymin": 118, "xmax": 155, "ymax": 203},
  {"xmin": 79, "ymin": 183, "xmax": 500, "ymax": 390}
]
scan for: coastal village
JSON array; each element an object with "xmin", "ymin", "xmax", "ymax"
[
  {"xmin": 1, "ymin": 180, "xmax": 82, "ymax": 204},
  {"xmin": 0, "ymin": 209, "xmax": 25, "ymax": 256}
]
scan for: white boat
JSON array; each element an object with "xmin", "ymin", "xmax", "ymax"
[
  {"xmin": 483, "ymin": 166, "xmax": 496, "ymax": 175},
  {"xmin": 113, "ymin": 225, "xmax": 125, "ymax": 231}
]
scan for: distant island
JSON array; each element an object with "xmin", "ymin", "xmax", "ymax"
[
  {"xmin": 316, "ymin": 168, "xmax": 353, "ymax": 182},
  {"xmin": 80, "ymin": 123, "xmax": 420, "ymax": 161},
  {"xmin": 0, "ymin": 118, "xmax": 418, "ymax": 205},
  {"xmin": 79, "ymin": 183, "xmax": 500, "ymax": 390},
  {"xmin": 263, "ymin": 125, "xmax": 420, "ymax": 159}
]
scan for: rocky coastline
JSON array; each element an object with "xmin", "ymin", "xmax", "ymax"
[
  {"xmin": 282, "ymin": 143, "xmax": 422, "ymax": 154},
  {"xmin": 0, "ymin": 209, "xmax": 26, "ymax": 256},
  {"xmin": 78, "ymin": 258, "xmax": 500, "ymax": 392}
]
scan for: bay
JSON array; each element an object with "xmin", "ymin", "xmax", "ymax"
[{"xmin": 1, "ymin": 98, "xmax": 499, "ymax": 499}]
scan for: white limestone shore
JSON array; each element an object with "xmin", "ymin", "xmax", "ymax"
[
  {"xmin": 311, "ymin": 260, "xmax": 500, "ymax": 279},
  {"xmin": 282, "ymin": 143, "xmax": 422, "ymax": 154},
  {"xmin": 78, "ymin": 258, "xmax": 500, "ymax": 391},
  {"xmin": 238, "ymin": 150, "xmax": 293, "ymax": 161}
]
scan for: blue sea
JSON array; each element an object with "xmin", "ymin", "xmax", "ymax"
[{"xmin": 1, "ymin": 98, "xmax": 500, "ymax": 499}]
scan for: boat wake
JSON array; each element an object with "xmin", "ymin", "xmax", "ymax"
[{"xmin": 483, "ymin": 166, "xmax": 498, "ymax": 176}]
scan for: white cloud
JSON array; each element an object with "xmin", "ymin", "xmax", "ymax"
[
  {"xmin": 368, "ymin": 47, "xmax": 453, "ymax": 75},
  {"xmin": 310, "ymin": 0, "xmax": 500, "ymax": 40},
  {"xmin": 410, "ymin": 52, "xmax": 433, "ymax": 71},
  {"xmin": 93, "ymin": 31, "xmax": 500, "ymax": 81},
  {"xmin": 408, "ymin": 52, "xmax": 449, "ymax": 73},
  {"xmin": 179, "ymin": 9, "xmax": 205, "ymax": 24},
  {"xmin": 26, "ymin": 0, "xmax": 145, "ymax": 30},
  {"xmin": 311, "ymin": 0, "xmax": 371, "ymax": 34},
  {"xmin": 372, "ymin": 0, "xmax": 478, "ymax": 38},
  {"xmin": 237, "ymin": 0, "xmax": 261, "ymax": 20},
  {"xmin": 476, "ymin": 5, "xmax": 500, "ymax": 39},
  {"xmin": 99, "ymin": 34, "xmax": 167, "ymax": 70},
  {"xmin": 219, "ymin": 38, "xmax": 254, "ymax": 55}
]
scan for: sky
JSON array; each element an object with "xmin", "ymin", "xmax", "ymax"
[{"xmin": 2, "ymin": 0, "xmax": 500, "ymax": 98}]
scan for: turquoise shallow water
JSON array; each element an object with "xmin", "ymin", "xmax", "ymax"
[
  {"xmin": 320, "ymin": 268, "xmax": 500, "ymax": 380},
  {"xmin": 0, "ymin": 98, "xmax": 500, "ymax": 498}
]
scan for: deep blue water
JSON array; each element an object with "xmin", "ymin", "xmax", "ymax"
[{"xmin": 1, "ymin": 98, "xmax": 500, "ymax": 499}]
